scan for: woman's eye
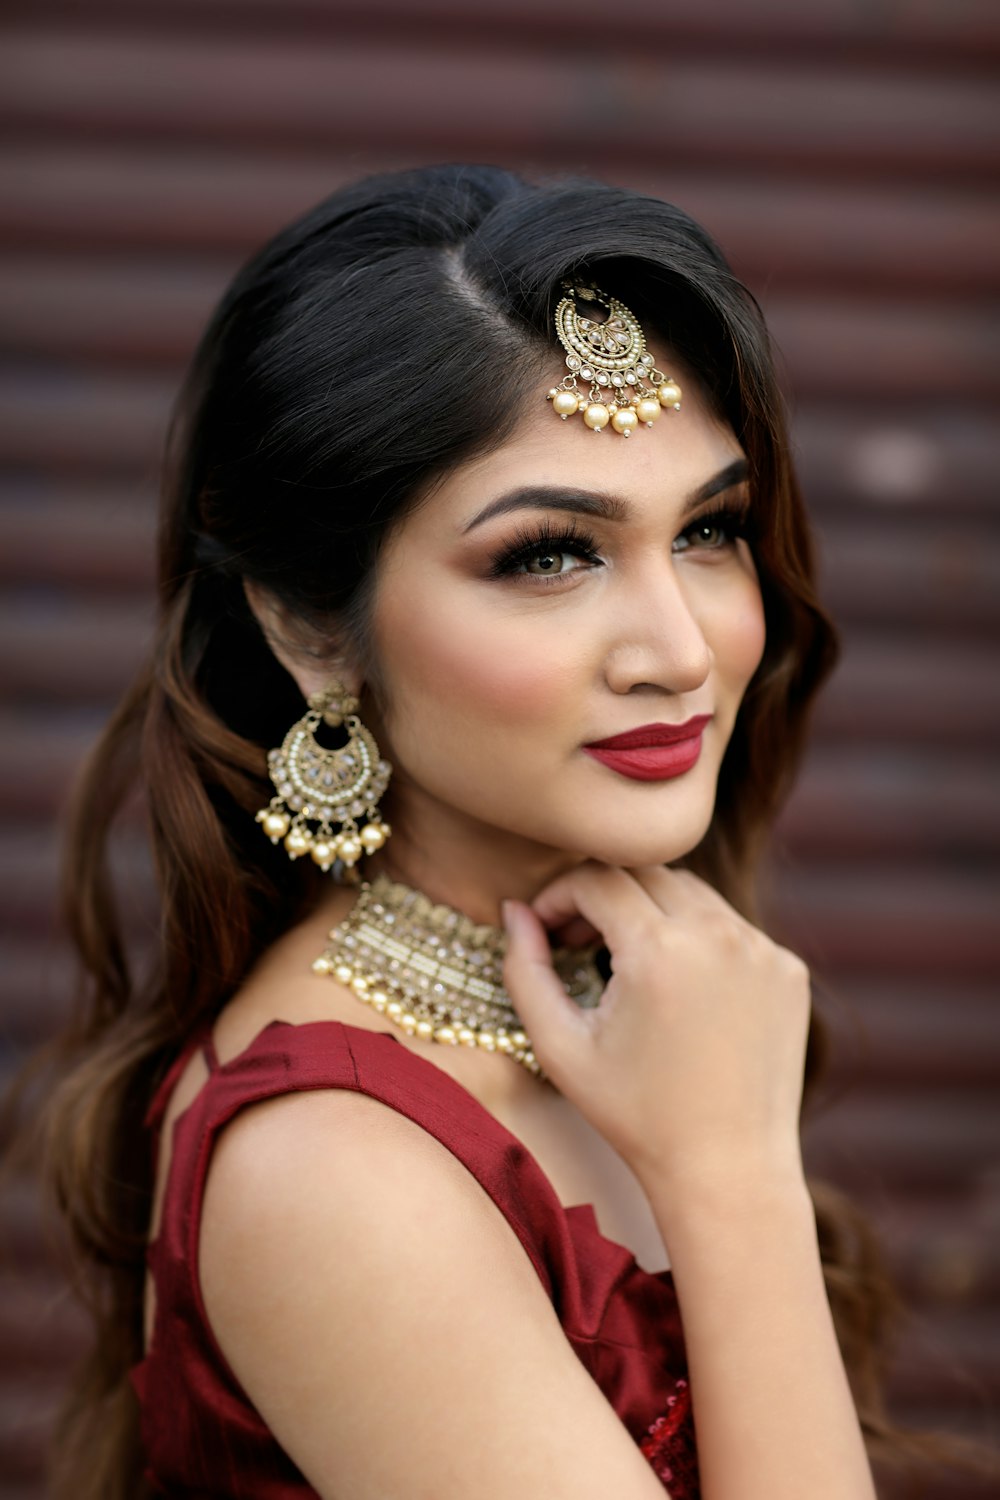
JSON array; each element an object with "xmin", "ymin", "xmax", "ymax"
[
  {"xmin": 673, "ymin": 511, "xmax": 745, "ymax": 552},
  {"xmin": 522, "ymin": 549, "xmax": 582, "ymax": 576},
  {"xmin": 689, "ymin": 522, "xmax": 727, "ymax": 547},
  {"xmin": 487, "ymin": 527, "xmax": 602, "ymax": 582}
]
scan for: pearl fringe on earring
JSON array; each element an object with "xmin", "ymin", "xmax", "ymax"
[{"xmin": 255, "ymin": 683, "xmax": 392, "ymax": 876}]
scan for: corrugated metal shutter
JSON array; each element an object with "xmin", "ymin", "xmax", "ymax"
[{"xmin": 1, "ymin": 2, "xmax": 997, "ymax": 1493}]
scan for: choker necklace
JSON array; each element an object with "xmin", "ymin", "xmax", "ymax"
[{"xmin": 312, "ymin": 873, "xmax": 604, "ymax": 1077}]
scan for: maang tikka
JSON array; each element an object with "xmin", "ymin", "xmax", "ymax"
[
  {"xmin": 256, "ymin": 682, "xmax": 392, "ymax": 876},
  {"xmin": 546, "ymin": 282, "xmax": 682, "ymax": 436}
]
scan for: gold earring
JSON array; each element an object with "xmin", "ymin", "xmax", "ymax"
[{"xmin": 256, "ymin": 682, "xmax": 392, "ymax": 874}]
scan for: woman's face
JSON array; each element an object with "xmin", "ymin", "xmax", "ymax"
[{"xmin": 365, "ymin": 371, "xmax": 766, "ymax": 904}]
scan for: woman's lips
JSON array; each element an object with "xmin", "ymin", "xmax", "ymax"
[{"xmin": 583, "ymin": 715, "xmax": 713, "ymax": 782}]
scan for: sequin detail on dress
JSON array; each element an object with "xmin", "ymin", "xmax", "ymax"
[{"xmin": 639, "ymin": 1378, "xmax": 700, "ymax": 1497}]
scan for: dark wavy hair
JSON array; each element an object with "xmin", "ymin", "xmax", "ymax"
[{"xmin": 30, "ymin": 163, "xmax": 925, "ymax": 1496}]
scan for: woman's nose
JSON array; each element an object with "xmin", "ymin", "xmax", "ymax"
[{"xmin": 603, "ymin": 564, "xmax": 713, "ymax": 696}]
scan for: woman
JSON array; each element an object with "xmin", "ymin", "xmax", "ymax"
[{"xmin": 45, "ymin": 163, "xmax": 890, "ymax": 1498}]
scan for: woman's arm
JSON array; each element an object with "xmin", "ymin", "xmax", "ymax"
[
  {"xmin": 200, "ymin": 1086, "xmax": 672, "ymax": 1500},
  {"xmin": 647, "ymin": 1168, "xmax": 873, "ymax": 1500},
  {"xmin": 505, "ymin": 864, "xmax": 877, "ymax": 1500}
]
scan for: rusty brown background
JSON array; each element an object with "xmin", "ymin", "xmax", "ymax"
[{"xmin": 0, "ymin": 2, "xmax": 998, "ymax": 1495}]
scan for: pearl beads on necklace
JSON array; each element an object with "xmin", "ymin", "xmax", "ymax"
[{"xmin": 312, "ymin": 874, "xmax": 604, "ymax": 1078}]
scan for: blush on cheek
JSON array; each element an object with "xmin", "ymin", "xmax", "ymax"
[
  {"xmin": 713, "ymin": 557, "xmax": 767, "ymax": 690},
  {"xmin": 381, "ymin": 601, "xmax": 575, "ymax": 739},
  {"xmin": 730, "ymin": 597, "xmax": 767, "ymax": 684}
]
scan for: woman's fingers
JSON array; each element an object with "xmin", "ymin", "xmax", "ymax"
[
  {"xmin": 501, "ymin": 900, "xmax": 593, "ymax": 1083},
  {"xmin": 548, "ymin": 914, "xmax": 603, "ymax": 949},
  {"xmin": 529, "ymin": 863, "xmax": 732, "ymax": 959},
  {"xmin": 516, "ymin": 865, "xmax": 672, "ymax": 1087},
  {"xmin": 626, "ymin": 864, "xmax": 742, "ymax": 919},
  {"xmin": 504, "ymin": 858, "xmax": 810, "ymax": 1187},
  {"xmin": 529, "ymin": 863, "xmax": 663, "ymax": 952}
]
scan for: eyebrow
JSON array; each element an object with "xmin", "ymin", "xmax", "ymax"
[{"xmin": 461, "ymin": 457, "xmax": 750, "ymax": 533}]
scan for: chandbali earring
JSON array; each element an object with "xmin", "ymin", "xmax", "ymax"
[
  {"xmin": 545, "ymin": 281, "xmax": 682, "ymax": 436},
  {"xmin": 255, "ymin": 682, "xmax": 392, "ymax": 875}
]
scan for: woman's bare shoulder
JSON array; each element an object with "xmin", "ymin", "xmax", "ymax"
[
  {"xmin": 209, "ymin": 887, "xmax": 371, "ymax": 1063},
  {"xmin": 200, "ymin": 1086, "xmax": 665, "ymax": 1500},
  {"xmin": 208, "ymin": 891, "xmax": 535, "ymax": 1111}
]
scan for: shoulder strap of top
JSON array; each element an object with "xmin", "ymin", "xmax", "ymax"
[
  {"xmin": 157, "ymin": 1018, "xmax": 580, "ymax": 1300},
  {"xmin": 144, "ymin": 1026, "xmax": 219, "ymax": 1132}
]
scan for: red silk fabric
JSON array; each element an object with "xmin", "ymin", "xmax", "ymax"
[{"xmin": 132, "ymin": 1020, "xmax": 700, "ymax": 1496}]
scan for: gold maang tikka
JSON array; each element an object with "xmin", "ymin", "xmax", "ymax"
[
  {"xmin": 255, "ymin": 682, "xmax": 392, "ymax": 876},
  {"xmin": 546, "ymin": 283, "xmax": 682, "ymax": 436}
]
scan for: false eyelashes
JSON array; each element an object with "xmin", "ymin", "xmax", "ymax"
[
  {"xmin": 487, "ymin": 503, "xmax": 754, "ymax": 581},
  {"xmin": 487, "ymin": 519, "xmax": 602, "ymax": 579}
]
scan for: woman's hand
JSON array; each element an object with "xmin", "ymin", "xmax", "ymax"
[{"xmin": 502, "ymin": 864, "xmax": 811, "ymax": 1199}]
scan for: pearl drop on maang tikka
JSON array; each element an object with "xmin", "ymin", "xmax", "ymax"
[{"xmin": 546, "ymin": 283, "xmax": 682, "ymax": 436}]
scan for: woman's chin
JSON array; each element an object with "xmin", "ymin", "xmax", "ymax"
[{"xmin": 572, "ymin": 809, "xmax": 715, "ymax": 871}]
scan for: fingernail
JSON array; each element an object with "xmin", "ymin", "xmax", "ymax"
[{"xmin": 501, "ymin": 899, "xmax": 520, "ymax": 936}]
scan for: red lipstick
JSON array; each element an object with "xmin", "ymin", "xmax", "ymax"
[{"xmin": 583, "ymin": 715, "xmax": 713, "ymax": 782}]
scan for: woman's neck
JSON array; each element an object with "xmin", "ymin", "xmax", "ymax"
[{"xmin": 363, "ymin": 784, "xmax": 584, "ymax": 927}]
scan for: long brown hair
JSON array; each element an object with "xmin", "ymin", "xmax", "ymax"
[{"xmin": 30, "ymin": 164, "xmax": 921, "ymax": 1495}]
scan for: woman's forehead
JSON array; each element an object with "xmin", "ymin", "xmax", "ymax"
[{"xmin": 416, "ymin": 387, "xmax": 745, "ymax": 536}]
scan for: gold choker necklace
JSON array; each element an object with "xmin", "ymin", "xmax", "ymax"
[{"xmin": 312, "ymin": 874, "xmax": 604, "ymax": 1077}]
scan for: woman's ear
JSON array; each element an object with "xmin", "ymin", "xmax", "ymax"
[{"xmin": 243, "ymin": 580, "xmax": 362, "ymax": 702}]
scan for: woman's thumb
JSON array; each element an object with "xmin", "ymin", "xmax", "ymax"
[{"xmin": 502, "ymin": 899, "xmax": 590, "ymax": 1079}]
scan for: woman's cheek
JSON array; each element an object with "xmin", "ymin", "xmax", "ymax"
[
  {"xmin": 380, "ymin": 590, "xmax": 580, "ymax": 737},
  {"xmin": 729, "ymin": 591, "xmax": 767, "ymax": 688},
  {"xmin": 713, "ymin": 555, "xmax": 766, "ymax": 691}
]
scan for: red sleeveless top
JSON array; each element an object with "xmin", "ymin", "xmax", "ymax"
[{"xmin": 132, "ymin": 1019, "xmax": 700, "ymax": 1497}]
